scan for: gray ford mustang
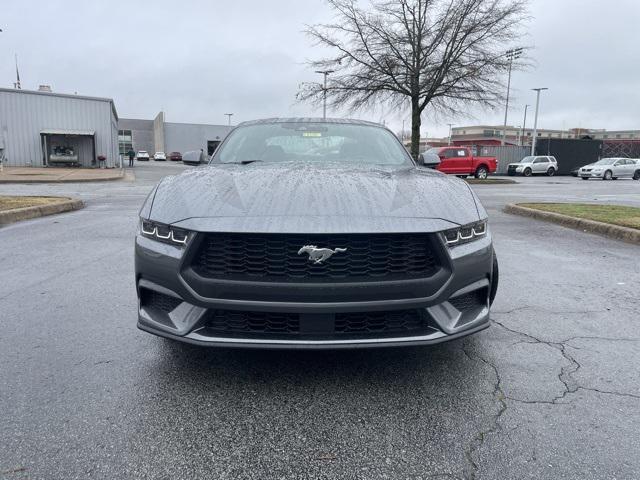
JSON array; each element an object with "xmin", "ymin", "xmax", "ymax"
[{"xmin": 135, "ymin": 118, "xmax": 498, "ymax": 349}]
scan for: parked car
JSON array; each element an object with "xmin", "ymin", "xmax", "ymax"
[
  {"xmin": 153, "ymin": 152, "xmax": 167, "ymax": 161},
  {"xmin": 136, "ymin": 150, "xmax": 150, "ymax": 161},
  {"xmin": 579, "ymin": 158, "xmax": 640, "ymax": 180},
  {"xmin": 570, "ymin": 165, "xmax": 585, "ymax": 177},
  {"xmin": 135, "ymin": 118, "xmax": 498, "ymax": 349},
  {"xmin": 425, "ymin": 146, "xmax": 497, "ymax": 179},
  {"xmin": 507, "ymin": 156, "xmax": 558, "ymax": 176},
  {"xmin": 169, "ymin": 152, "xmax": 182, "ymax": 161},
  {"xmin": 181, "ymin": 150, "xmax": 207, "ymax": 165}
]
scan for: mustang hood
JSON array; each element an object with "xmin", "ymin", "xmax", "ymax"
[{"xmin": 146, "ymin": 163, "xmax": 483, "ymax": 234}]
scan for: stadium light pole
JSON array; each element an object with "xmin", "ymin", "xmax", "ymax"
[
  {"xmin": 447, "ymin": 123, "xmax": 455, "ymax": 145},
  {"xmin": 315, "ymin": 70, "xmax": 334, "ymax": 120},
  {"xmin": 531, "ymin": 88, "xmax": 548, "ymax": 156},
  {"xmin": 501, "ymin": 48, "xmax": 523, "ymax": 146},
  {"xmin": 520, "ymin": 104, "xmax": 529, "ymax": 146},
  {"xmin": 224, "ymin": 113, "xmax": 233, "ymax": 126}
]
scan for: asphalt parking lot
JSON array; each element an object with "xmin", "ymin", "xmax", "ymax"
[{"xmin": 1, "ymin": 163, "xmax": 639, "ymax": 479}]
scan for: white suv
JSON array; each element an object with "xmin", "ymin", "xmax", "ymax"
[{"xmin": 507, "ymin": 156, "xmax": 558, "ymax": 176}]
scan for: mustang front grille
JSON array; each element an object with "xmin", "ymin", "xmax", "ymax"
[{"xmin": 190, "ymin": 233, "xmax": 440, "ymax": 282}]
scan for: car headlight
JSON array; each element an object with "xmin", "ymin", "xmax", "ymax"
[
  {"xmin": 140, "ymin": 219, "xmax": 190, "ymax": 246},
  {"xmin": 443, "ymin": 220, "xmax": 487, "ymax": 247}
]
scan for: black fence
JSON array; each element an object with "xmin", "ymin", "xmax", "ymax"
[{"xmin": 534, "ymin": 138, "xmax": 603, "ymax": 175}]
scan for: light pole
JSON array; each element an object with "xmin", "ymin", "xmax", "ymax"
[
  {"xmin": 530, "ymin": 88, "xmax": 548, "ymax": 156},
  {"xmin": 501, "ymin": 48, "xmax": 523, "ymax": 146},
  {"xmin": 447, "ymin": 123, "xmax": 455, "ymax": 145},
  {"xmin": 224, "ymin": 113, "xmax": 233, "ymax": 126},
  {"xmin": 315, "ymin": 70, "xmax": 334, "ymax": 120},
  {"xmin": 520, "ymin": 104, "xmax": 529, "ymax": 146}
]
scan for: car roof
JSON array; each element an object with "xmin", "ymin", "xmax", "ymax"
[{"xmin": 237, "ymin": 117, "xmax": 384, "ymax": 128}]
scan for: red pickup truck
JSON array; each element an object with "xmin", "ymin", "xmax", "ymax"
[{"xmin": 425, "ymin": 146, "xmax": 498, "ymax": 179}]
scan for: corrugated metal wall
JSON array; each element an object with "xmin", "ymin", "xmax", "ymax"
[
  {"xmin": 118, "ymin": 118, "xmax": 154, "ymax": 154},
  {"xmin": 474, "ymin": 145, "xmax": 530, "ymax": 174},
  {"xmin": 0, "ymin": 89, "xmax": 119, "ymax": 167},
  {"xmin": 164, "ymin": 122, "xmax": 233, "ymax": 155}
]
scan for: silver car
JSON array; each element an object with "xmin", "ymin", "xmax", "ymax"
[
  {"xmin": 507, "ymin": 155, "xmax": 558, "ymax": 176},
  {"xmin": 579, "ymin": 158, "xmax": 640, "ymax": 180}
]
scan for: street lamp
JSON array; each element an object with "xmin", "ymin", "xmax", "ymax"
[
  {"xmin": 530, "ymin": 88, "xmax": 548, "ymax": 156},
  {"xmin": 224, "ymin": 113, "xmax": 233, "ymax": 126},
  {"xmin": 520, "ymin": 104, "xmax": 529, "ymax": 146},
  {"xmin": 315, "ymin": 70, "xmax": 334, "ymax": 120},
  {"xmin": 501, "ymin": 48, "xmax": 523, "ymax": 146},
  {"xmin": 447, "ymin": 123, "xmax": 455, "ymax": 145}
]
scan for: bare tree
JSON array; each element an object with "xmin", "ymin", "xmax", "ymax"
[{"xmin": 298, "ymin": 0, "xmax": 529, "ymax": 159}]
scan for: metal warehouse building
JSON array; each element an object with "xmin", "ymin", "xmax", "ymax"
[
  {"xmin": 0, "ymin": 88, "xmax": 119, "ymax": 168},
  {"xmin": 118, "ymin": 112, "xmax": 233, "ymax": 158}
]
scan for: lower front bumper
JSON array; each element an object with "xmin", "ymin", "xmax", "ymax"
[
  {"xmin": 138, "ymin": 317, "xmax": 490, "ymax": 349},
  {"xmin": 135, "ymin": 233, "xmax": 494, "ymax": 349}
]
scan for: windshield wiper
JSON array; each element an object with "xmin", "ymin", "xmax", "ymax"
[{"xmin": 239, "ymin": 159, "xmax": 263, "ymax": 165}]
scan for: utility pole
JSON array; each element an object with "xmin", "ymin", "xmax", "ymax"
[
  {"xmin": 315, "ymin": 70, "xmax": 334, "ymax": 120},
  {"xmin": 447, "ymin": 123, "xmax": 455, "ymax": 145},
  {"xmin": 501, "ymin": 48, "xmax": 523, "ymax": 146},
  {"xmin": 224, "ymin": 113, "xmax": 233, "ymax": 126},
  {"xmin": 531, "ymin": 88, "xmax": 548, "ymax": 156},
  {"xmin": 520, "ymin": 104, "xmax": 529, "ymax": 146}
]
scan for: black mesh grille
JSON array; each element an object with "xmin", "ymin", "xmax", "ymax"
[
  {"xmin": 334, "ymin": 310, "xmax": 426, "ymax": 334},
  {"xmin": 201, "ymin": 309, "xmax": 429, "ymax": 338},
  {"xmin": 191, "ymin": 233, "xmax": 439, "ymax": 282},
  {"xmin": 449, "ymin": 289, "xmax": 486, "ymax": 311},
  {"xmin": 140, "ymin": 289, "xmax": 182, "ymax": 313},
  {"xmin": 205, "ymin": 310, "xmax": 300, "ymax": 335}
]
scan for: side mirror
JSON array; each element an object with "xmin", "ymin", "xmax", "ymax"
[{"xmin": 418, "ymin": 152, "xmax": 441, "ymax": 169}]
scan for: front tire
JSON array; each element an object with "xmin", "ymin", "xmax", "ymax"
[
  {"xmin": 546, "ymin": 167, "xmax": 556, "ymax": 176},
  {"xmin": 603, "ymin": 170, "xmax": 613, "ymax": 180},
  {"xmin": 523, "ymin": 168, "xmax": 532, "ymax": 177},
  {"xmin": 475, "ymin": 166, "xmax": 488, "ymax": 179},
  {"xmin": 633, "ymin": 170, "xmax": 640, "ymax": 180},
  {"xmin": 581, "ymin": 177, "xmax": 589, "ymax": 180}
]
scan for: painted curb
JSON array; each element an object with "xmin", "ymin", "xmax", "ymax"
[
  {"xmin": 467, "ymin": 178, "xmax": 518, "ymax": 185},
  {"xmin": 0, "ymin": 169, "xmax": 124, "ymax": 184},
  {"xmin": 0, "ymin": 198, "xmax": 84, "ymax": 226},
  {"xmin": 504, "ymin": 203, "xmax": 640, "ymax": 245}
]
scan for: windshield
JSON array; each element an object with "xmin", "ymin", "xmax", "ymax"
[
  {"xmin": 214, "ymin": 122, "xmax": 412, "ymax": 166},
  {"xmin": 594, "ymin": 158, "xmax": 617, "ymax": 165},
  {"xmin": 519, "ymin": 156, "xmax": 535, "ymax": 163}
]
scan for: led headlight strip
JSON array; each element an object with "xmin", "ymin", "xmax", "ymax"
[
  {"xmin": 443, "ymin": 220, "xmax": 487, "ymax": 246},
  {"xmin": 141, "ymin": 219, "xmax": 189, "ymax": 246}
]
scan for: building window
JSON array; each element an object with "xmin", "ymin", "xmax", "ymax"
[{"xmin": 118, "ymin": 129, "xmax": 133, "ymax": 155}]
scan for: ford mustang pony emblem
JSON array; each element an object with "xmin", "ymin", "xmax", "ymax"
[{"xmin": 298, "ymin": 245, "xmax": 347, "ymax": 264}]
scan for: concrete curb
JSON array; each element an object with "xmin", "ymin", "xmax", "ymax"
[
  {"xmin": 0, "ymin": 169, "xmax": 124, "ymax": 184},
  {"xmin": 504, "ymin": 203, "xmax": 640, "ymax": 245},
  {"xmin": 467, "ymin": 178, "xmax": 518, "ymax": 185},
  {"xmin": 0, "ymin": 198, "xmax": 84, "ymax": 226}
]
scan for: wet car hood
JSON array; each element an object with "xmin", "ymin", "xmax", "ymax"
[{"xmin": 144, "ymin": 162, "xmax": 483, "ymax": 234}]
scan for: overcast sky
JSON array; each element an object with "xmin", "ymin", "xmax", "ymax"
[{"xmin": 1, "ymin": 0, "xmax": 639, "ymax": 137}]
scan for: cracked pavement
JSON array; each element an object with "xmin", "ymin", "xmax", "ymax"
[{"xmin": 1, "ymin": 166, "xmax": 639, "ymax": 479}]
